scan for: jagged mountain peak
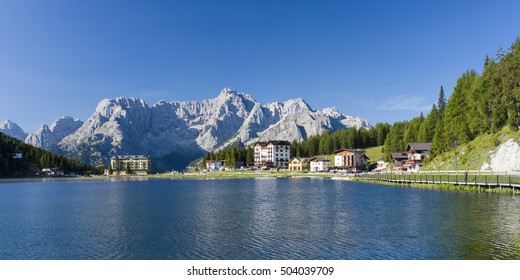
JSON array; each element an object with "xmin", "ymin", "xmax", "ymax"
[
  {"xmin": 0, "ymin": 118, "xmax": 28, "ymax": 141},
  {"xmin": 322, "ymin": 107, "xmax": 341, "ymax": 117},
  {"xmin": 218, "ymin": 87, "xmax": 237, "ymax": 96},
  {"xmin": 1, "ymin": 118, "xmax": 16, "ymax": 128},
  {"xmin": 99, "ymin": 96, "xmax": 148, "ymax": 108},
  {"xmin": 93, "ymin": 97, "xmax": 150, "ymax": 121},
  {"xmin": 214, "ymin": 87, "xmax": 256, "ymax": 104},
  {"xmin": 25, "ymin": 116, "xmax": 84, "ymax": 149},
  {"xmin": 283, "ymin": 98, "xmax": 313, "ymax": 113}
]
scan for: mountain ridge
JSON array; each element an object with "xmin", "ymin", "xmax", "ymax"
[{"xmin": 3, "ymin": 88, "xmax": 370, "ymax": 171}]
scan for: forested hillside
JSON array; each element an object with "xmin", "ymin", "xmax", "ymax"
[
  {"xmin": 0, "ymin": 132, "xmax": 104, "ymax": 177},
  {"xmin": 383, "ymin": 37, "xmax": 520, "ymax": 161}
]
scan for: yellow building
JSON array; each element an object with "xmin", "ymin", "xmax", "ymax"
[
  {"xmin": 288, "ymin": 157, "xmax": 313, "ymax": 171},
  {"xmin": 110, "ymin": 155, "xmax": 151, "ymax": 175}
]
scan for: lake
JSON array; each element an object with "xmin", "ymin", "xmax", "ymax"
[{"xmin": 0, "ymin": 177, "xmax": 519, "ymax": 259}]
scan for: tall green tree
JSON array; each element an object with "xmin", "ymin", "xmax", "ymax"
[
  {"xmin": 443, "ymin": 71, "xmax": 477, "ymax": 147},
  {"xmin": 418, "ymin": 104, "xmax": 438, "ymax": 142},
  {"xmin": 383, "ymin": 121, "xmax": 408, "ymax": 161},
  {"xmin": 437, "ymin": 86, "xmax": 447, "ymax": 115},
  {"xmin": 404, "ymin": 114, "xmax": 424, "ymax": 144}
]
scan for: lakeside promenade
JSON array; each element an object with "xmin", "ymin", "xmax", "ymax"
[{"xmin": 358, "ymin": 170, "xmax": 520, "ymax": 193}]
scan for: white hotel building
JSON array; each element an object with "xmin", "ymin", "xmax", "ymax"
[{"xmin": 254, "ymin": 140, "xmax": 291, "ymax": 168}]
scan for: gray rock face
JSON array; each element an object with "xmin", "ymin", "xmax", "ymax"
[
  {"xmin": 25, "ymin": 116, "xmax": 83, "ymax": 148},
  {"xmin": 220, "ymin": 100, "xmax": 370, "ymax": 149},
  {"xmin": 322, "ymin": 107, "xmax": 371, "ymax": 129},
  {"xmin": 480, "ymin": 139, "xmax": 520, "ymax": 172},
  {"xmin": 51, "ymin": 88, "xmax": 370, "ymax": 170},
  {"xmin": 0, "ymin": 119, "xmax": 27, "ymax": 141}
]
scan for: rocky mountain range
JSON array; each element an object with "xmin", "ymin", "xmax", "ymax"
[{"xmin": 1, "ymin": 88, "xmax": 370, "ymax": 171}]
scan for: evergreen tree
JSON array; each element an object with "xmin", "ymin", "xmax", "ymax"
[
  {"xmin": 383, "ymin": 121, "xmax": 408, "ymax": 161},
  {"xmin": 437, "ymin": 86, "xmax": 447, "ymax": 115},
  {"xmin": 125, "ymin": 162, "xmax": 132, "ymax": 175},
  {"xmin": 430, "ymin": 120, "xmax": 448, "ymax": 158},
  {"xmin": 444, "ymin": 71, "xmax": 476, "ymax": 147},
  {"xmin": 418, "ymin": 104, "xmax": 438, "ymax": 142},
  {"xmin": 404, "ymin": 115, "xmax": 423, "ymax": 144}
]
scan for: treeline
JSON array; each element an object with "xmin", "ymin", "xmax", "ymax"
[
  {"xmin": 203, "ymin": 124, "xmax": 391, "ymax": 166},
  {"xmin": 383, "ymin": 37, "xmax": 520, "ymax": 161},
  {"xmin": 289, "ymin": 124, "xmax": 391, "ymax": 157},
  {"xmin": 204, "ymin": 38, "xmax": 520, "ymax": 167},
  {"xmin": 203, "ymin": 146, "xmax": 255, "ymax": 167},
  {"xmin": 0, "ymin": 132, "xmax": 104, "ymax": 177}
]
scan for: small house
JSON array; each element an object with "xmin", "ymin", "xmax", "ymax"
[
  {"xmin": 310, "ymin": 157, "xmax": 330, "ymax": 172},
  {"xmin": 206, "ymin": 160, "xmax": 223, "ymax": 171},
  {"xmin": 42, "ymin": 167, "xmax": 64, "ymax": 176},
  {"xmin": 12, "ymin": 151, "xmax": 22, "ymax": 159},
  {"xmin": 374, "ymin": 158, "xmax": 388, "ymax": 171},
  {"xmin": 391, "ymin": 152, "xmax": 408, "ymax": 170},
  {"xmin": 288, "ymin": 157, "xmax": 313, "ymax": 171},
  {"xmin": 405, "ymin": 142, "xmax": 432, "ymax": 172}
]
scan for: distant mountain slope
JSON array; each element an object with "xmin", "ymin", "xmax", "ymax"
[
  {"xmin": 0, "ymin": 119, "xmax": 27, "ymax": 141},
  {"xmin": 25, "ymin": 116, "xmax": 84, "ymax": 149},
  {"xmin": 56, "ymin": 88, "xmax": 370, "ymax": 171}
]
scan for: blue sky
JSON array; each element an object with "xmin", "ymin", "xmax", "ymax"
[{"xmin": 1, "ymin": 0, "xmax": 519, "ymax": 132}]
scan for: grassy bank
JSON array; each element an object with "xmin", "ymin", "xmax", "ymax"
[
  {"xmin": 424, "ymin": 127, "xmax": 520, "ymax": 171},
  {"xmin": 365, "ymin": 145, "xmax": 384, "ymax": 163}
]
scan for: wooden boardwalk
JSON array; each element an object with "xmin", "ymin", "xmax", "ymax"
[{"xmin": 359, "ymin": 173, "xmax": 520, "ymax": 191}]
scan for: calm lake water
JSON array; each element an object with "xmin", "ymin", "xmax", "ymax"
[{"xmin": 0, "ymin": 177, "xmax": 519, "ymax": 260}]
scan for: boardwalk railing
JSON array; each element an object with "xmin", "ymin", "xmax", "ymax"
[{"xmin": 358, "ymin": 171, "xmax": 520, "ymax": 192}]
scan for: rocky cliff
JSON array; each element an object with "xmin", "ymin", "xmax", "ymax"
[{"xmin": 25, "ymin": 116, "xmax": 84, "ymax": 149}]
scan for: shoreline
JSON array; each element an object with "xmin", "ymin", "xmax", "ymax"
[{"xmin": 2, "ymin": 173, "xmax": 519, "ymax": 195}]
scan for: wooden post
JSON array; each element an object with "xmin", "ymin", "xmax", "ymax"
[{"xmin": 497, "ymin": 175, "xmax": 499, "ymax": 190}]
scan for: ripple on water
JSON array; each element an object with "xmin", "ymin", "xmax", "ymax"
[{"xmin": 1, "ymin": 179, "xmax": 520, "ymax": 259}]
